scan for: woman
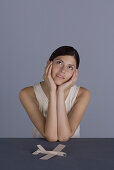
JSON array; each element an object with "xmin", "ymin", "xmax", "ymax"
[{"xmin": 19, "ymin": 46, "xmax": 91, "ymax": 142}]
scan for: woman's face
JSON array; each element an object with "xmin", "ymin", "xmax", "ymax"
[{"xmin": 47, "ymin": 55, "xmax": 77, "ymax": 85}]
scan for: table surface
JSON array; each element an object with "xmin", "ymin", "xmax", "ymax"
[{"xmin": 0, "ymin": 138, "xmax": 114, "ymax": 170}]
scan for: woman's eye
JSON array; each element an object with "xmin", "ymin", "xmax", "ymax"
[
  {"xmin": 56, "ymin": 61, "xmax": 73, "ymax": 70},
  {"xmin": 57, "ymin": 61, "xmax": 62, "ymax": 64},
  {"xmin": 69, "ymin": 66, "xmax": 73, "ymax": 70}
]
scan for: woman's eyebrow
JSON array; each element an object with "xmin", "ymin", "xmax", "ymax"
[{"xmin": 55, "ymin": 58, "xmax": 75, "ymax": 67}]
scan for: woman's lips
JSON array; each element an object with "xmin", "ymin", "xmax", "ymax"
[{"xmin": 56, "ymin": 74, "xmax": 65, "ymax": 79}]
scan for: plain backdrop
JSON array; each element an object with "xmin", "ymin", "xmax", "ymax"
[{"xmin": 0, "ymin": 0, "xmax": 114, "ymax": 137}]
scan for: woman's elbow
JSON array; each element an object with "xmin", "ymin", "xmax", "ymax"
[
  {"xmin": 45, "ymin": 136, "xmax": 58, "ymax": 142},
  {"xmin": 58, "ymin": 137, "xmax": 70, "ymax": 142}
]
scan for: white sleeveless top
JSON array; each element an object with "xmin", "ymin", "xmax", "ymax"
[{"xmin": 32, "ymin": 82, "xmax": 80, "ymax": 138}]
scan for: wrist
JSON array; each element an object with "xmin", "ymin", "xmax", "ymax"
[
  {"xmin": 57, "ymin": 87, "xmax": 64, "ymax": 94},
  {"xmin": 49, "ymin": 90, "xmax": 56, "ymax": 97},
  {"xmin": 57, "ymin": 88, "xmax": 65, "ymax": 100}
]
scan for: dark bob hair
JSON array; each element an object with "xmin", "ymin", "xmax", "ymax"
[{"xmin": 49, "ymin": 46, "xmax": 80, "ymax": 69}]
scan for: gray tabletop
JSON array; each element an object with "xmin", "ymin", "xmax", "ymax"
[{"xmin": 0, "ymin": 138, "xmax": 114, "ymax": 170}]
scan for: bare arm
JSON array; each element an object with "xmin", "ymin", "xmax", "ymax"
[
  {"xmin": 45, "ymin": 90, "xmax": 58, "ymax": 141},
  {"xmin": 57, "ymin": 89, "xmax": 72, "ymax": 141},
  {"xmin": 19, "ymin": 88, "xmax": 57, "ymax": 142},
  {"xmin": 19, "ymin": 89, "xmax": 46, "ymax": 138},
  {"xmin": 57, "ymin": 88, "xmax": 91, "ymax": 142},
  {"xmin": 42, "ymin": 60, "xmax": 58, "ymax": 141}
]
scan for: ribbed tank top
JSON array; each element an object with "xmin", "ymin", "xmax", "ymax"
[{"xmin": 32, "ymin": 82, "xmax": 80, "ymax": 138}]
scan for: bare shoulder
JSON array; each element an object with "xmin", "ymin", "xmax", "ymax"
[
  {"xmin": 19, "ymin": 86, "xmax": 38, "ymax": 104},
  {"xmin": 75, "ymin": 86, "xmax": 91, "ymax": 104},
  {"xmin": 78, "ymin": 86, "xmax": 90, "ymax": 96},
  {"xmin": 19, "ymin": 86, "xmax": 35, "ymax": 97}
]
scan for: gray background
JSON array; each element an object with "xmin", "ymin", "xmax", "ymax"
[{"xmin": 0, "ymin": 0, "xmax": 113, "ymax": 137}]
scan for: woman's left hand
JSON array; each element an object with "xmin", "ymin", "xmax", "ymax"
[{"xmin": 57, "ymin": 69, "xmax": 78, "ymax": 92}]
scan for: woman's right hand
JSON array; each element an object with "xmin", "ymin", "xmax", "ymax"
[{"xmin": 43, "ymin": 61, "xmax": 57, "ymax": 92}]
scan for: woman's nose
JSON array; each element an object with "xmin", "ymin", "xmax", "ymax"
[{"xmin": 60, "ymin": 66, "xmax": 66, "ymax": 73}]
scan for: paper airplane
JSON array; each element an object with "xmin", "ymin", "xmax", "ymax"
[{"xmin": 32, "ymin": 144, "xmax": 67, "ymax": 160}]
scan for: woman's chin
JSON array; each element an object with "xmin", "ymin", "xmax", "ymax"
[{"xmin": 54, "ymin": 79, "xmax": 65, "ymax": 86}]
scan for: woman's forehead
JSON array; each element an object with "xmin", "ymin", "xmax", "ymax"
[{"xmin": 54, "ymin": 55, "xmax": 76, "ymax": 66}]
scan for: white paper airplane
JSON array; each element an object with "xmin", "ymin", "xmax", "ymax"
[{"xmin": 32, "ymin": 144, "xmax": 67, "ymax": 160}]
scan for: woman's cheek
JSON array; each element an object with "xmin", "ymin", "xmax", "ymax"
[{"xmin": 67, "ymin": 74, "xmax": 72, "ymax": 81}]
